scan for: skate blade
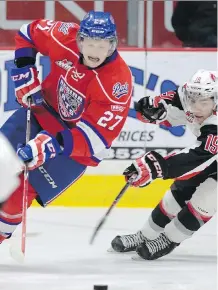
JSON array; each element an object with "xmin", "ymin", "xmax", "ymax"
[
  {"xmin": 107, "ymin": 247, "xmax": 131, "ymax": 254},
  {"xmin": 107, "ymin": 247, "xmax": 117, "ymax": 253},
  {"xmin": 131, "ymin": 254, "xmax": 145, "ymax": 261}
]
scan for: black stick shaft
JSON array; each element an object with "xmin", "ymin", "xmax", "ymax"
[{"xmin": 89, "ymin": 181, "xmax": 131, "ymax": 245}]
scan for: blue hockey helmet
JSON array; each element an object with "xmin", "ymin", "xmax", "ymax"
[
  {"xmin": 77, "ymin": 11, "xmax": 118, "ymax": 55},
  {"xmin": 79, "ymin": 10, "xmax": 117, "ymax": 39}
]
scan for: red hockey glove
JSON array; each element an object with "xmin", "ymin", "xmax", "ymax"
[
  {"xmin": 123, "ymin": 151, "xmax": 167, "ymax": 187},
  {"xmin": 11, "ymin": 65, "xmax": 43, "ymax": 107},
  {"xmin": 17, "ymin": 131, "xmax": 63, "ymax": 170}
]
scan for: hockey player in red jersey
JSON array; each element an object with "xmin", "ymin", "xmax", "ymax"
[
  {"xmin": 110, "ymin": 69, "xmax": 217, "ymax": 260},
  {"xmin": 0, "ymin": 11, "xmax": 132, "ymax": 244}
]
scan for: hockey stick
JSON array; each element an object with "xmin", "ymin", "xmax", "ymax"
[
  {"xmin": 10, "ymin": 98, "xmax": 31, "ymax": 263},
  {"xmin": 89, "ymin": 177, "xmax": 134, "ymax": 245}
]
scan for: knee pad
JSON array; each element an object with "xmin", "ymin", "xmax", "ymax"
[
  {"xmin": 188, "ymin": 178, "xmax": 217, "ymax": 221},
  {"xmin": 160, "ymin": 189, "xmax": 182, "ymax": 218}
]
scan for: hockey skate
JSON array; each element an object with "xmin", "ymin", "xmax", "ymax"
[
  {"xmin": 135, "ymin": 233, "xmax": 179, "ymax": 260},
  {"xmin": 110, "ymin": 231, "xmax": 147, "ymax": 253}
]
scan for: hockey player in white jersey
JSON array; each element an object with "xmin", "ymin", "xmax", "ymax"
[
  {"xmin": 110, "ymin": 69, "xmax": 217, "ymax": 260},
  {"xmin": 0, "ymin": 133, "xmax": 22, "ymax": 208}
]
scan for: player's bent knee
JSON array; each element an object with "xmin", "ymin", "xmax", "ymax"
[
  {"xmin": 189, "ymin": 178, "xmax": 217, "ymax": 219},
  {"xmin": 160, "ymin": 189, "xmax": 182, "ymax": 218}
]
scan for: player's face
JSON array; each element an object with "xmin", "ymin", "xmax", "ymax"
[
  {"xmin": 81, "ymin": 38, "xmax": 111, "ymax": 68},
  {"xmin": 189, "ymin": 98, "xmax": 215, "ymax": 124}
]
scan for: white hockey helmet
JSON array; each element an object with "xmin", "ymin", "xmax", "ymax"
[{"xmin": 181, "ymin": 69, "xmax": 217, "ymax": 110}]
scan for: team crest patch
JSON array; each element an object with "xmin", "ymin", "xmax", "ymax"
[
  {"xmin": 112, "ymin": 82, "xmax": 129, "ymax": 99},
  {"xmin": 57, "ymin": 76, "xmax": 85, "ymax": 121}
]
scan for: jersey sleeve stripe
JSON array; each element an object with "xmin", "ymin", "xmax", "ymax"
[
  {"xmin": 91, "ymin": 155, "xmax": 101, "ymax": 163},
  {"xmin": 76, "ymin": 120, "xmax": 108, "ymax": 154},
  {"xmin": 93, "ymin": 147, "xmax": 111, "ymax": 161},
  {"xmin": 80, "ymin": 118, "xmax": 109, "ymax": 148},
  {"xmin": 176, "ymin": 155, "xmax": 217, "ymax": 180},
  {"xmin": 18, "ymin": 24, "xmax": 34, "ymax": 44},
  {"xmin": 76, "ymin": 127, "xmax": 94, "ymax": 156},
  {"xmin": 60, "ymin": 129, "xmax": 74, "ymax": 156}
]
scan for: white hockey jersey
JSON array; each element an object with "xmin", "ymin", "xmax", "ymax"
[{"xmin": 160, "ymin": 87, "xmax": 217, "ymax": 181}]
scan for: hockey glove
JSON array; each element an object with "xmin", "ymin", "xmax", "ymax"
[
  {"xmin": 11, "ymin": 65, "xmax": 43, "ymax": 107},
  {"xmin": 135, "ymin": 95, "xmax": 168, "ymax": 123},
  {"xmin": 123, "ymin": 151, "xmax": 167, "ymax": 187},
  {"xmin": 17, "ymin": 131, "xmax": 63, "ymax": 170}
]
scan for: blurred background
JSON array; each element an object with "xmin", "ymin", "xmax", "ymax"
[
  {"xmin": 0, "ymin": 1, "xmax": 217, "ymax": 207},
  {"xmin": 0, "ymin": 0, "xmax": 217, "ymax": 48}
]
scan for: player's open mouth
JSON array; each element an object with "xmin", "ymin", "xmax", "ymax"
[{"xmin": 88, "ymin": 56, "xmax": 100, "ymax": 62}]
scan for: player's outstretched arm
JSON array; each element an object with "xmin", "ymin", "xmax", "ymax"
[
  {"xmin": 135, "ymin": 90, "xmax": 186, "ymax": 126},
  {"xmin": 125, "ymin": 124, "xmax": 217, "ymax": 187}
]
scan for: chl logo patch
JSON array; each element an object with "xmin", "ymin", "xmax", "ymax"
[
  {"xmin": 56, "ymin": 59, "xmax": 85, "ymax": 82},
  {"xmin": 58, "ymin": 23, "xmax": 75, "ymax": 35},
  {"xmin": 112, "ymin": 82, "xmax": 129, "ymax": 99},
  {"xmin": 57, "ymin": 76, "xmax": 85, "ymax": 121},
  {"xmin": 56, "ymin": 59, "xmax": 73, "ymax": 71}
]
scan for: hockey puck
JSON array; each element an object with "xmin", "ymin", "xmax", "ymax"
[{"xmin": 93, "ymin": 285, "xmax": 108, "ymax": 290}]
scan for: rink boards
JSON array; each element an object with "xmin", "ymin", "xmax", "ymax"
[
  {"xmin": 0, "ymin": 48, "xmax": 216, "ymax": 207},
  {"xmin": 33, "ymin": 175, "xmax": 173, "ymax": 208}
]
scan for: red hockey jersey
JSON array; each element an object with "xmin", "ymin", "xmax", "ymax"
[{"xmin": 15, "ymin": 19, "xmax": 132, "ymax": 166}]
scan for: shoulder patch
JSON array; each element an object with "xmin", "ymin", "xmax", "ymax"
[
  {"xmin": 58, "ymin": 22, "xmax": 76, "ymax": 35},
  {"xmin": 112, "ymin": 82, "xmax": 129, "ymax": 99}
]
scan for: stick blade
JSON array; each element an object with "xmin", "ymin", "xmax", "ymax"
[
  {"xmin": 89, "ymin": 229, "xmax": 98, "ymax": 245},
  {"xmin": 89, "ymin": 217, "xmax": 105, "ymax": 245},
  {"xmin": 9, "ymin": 243, "xmax": 25, "ymax": 264}
]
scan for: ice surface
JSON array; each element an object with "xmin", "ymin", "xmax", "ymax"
[{"xmin": 0, "ymin": 208, "xmax": 216, "ymax": 290}]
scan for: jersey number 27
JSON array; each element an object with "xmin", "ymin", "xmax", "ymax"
[{"xmin": 97, "ymin": 111, "xmax": 123, "ymax": 131}]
